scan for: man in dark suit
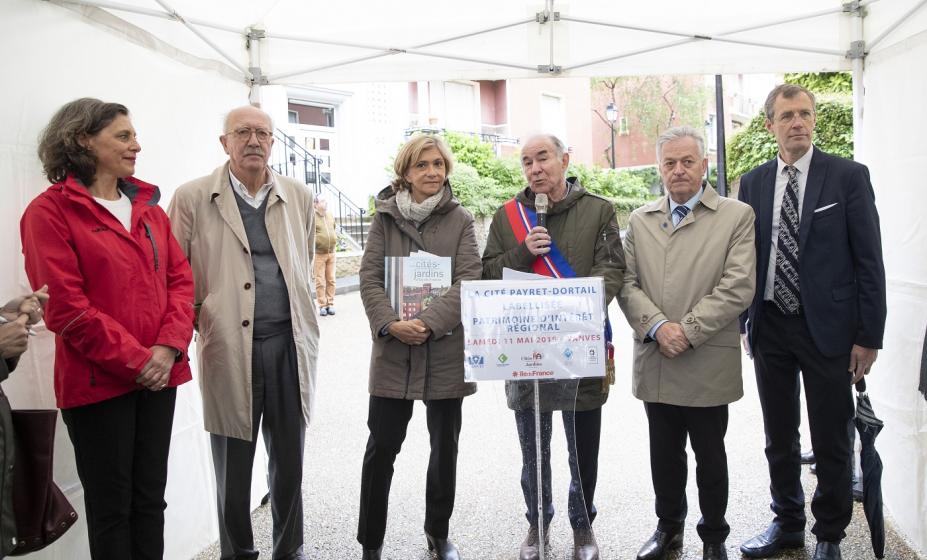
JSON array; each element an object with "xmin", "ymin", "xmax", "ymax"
[{"xmin": 737, "ymin": 84, "xmax": 886, "ymax": 560}]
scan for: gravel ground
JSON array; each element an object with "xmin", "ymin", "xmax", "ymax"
[{"xmin": 194, "ymin": 292, "xmax": 922, "ymax": 560}]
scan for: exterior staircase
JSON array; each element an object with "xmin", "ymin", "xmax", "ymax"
[{"xmin": 269, "ymin": 129, "xmax": 369, "ymax": 250}]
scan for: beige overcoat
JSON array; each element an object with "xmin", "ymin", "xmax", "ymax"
[
  {"xmin": 168, "ymin": 163, "xmax": 320, "ymax": 440},
  {"xmin": 618, "ymin": 185, "xmax": 756, "ymax": 407}
]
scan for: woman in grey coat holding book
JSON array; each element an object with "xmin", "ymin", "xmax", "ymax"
[{"xmin": 357, "ymin": 134, "xmax": 482, "ymax": 560}]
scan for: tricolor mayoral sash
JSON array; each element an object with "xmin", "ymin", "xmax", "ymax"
[{"xmin": 503, "ymin": 198, "xmax": 615, "ymax": 390}]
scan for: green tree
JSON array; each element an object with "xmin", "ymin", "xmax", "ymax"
[
  {"xmin": 783, "ymin": 72, "xmax": 852, "ymax": 94},
  {"xmin": 593, "ymin": 75, "xmax": 708, "ymax": 166}
]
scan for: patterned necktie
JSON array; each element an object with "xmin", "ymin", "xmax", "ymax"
[
  {"xmin": 773, "ymin": 165, "xmax": 802, "ymax": 314},
  {"xmin": 672, "ymin": 205, "xmax": 690, "ymax": 227}
]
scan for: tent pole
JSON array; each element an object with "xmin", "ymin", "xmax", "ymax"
[
  {"xmin": 51, "ymin": 0, "xmax": 242, "ymax": 33},
  {"xmin": 247, "ymin": 28, "xmax": 267, "ymax": 104},
  {"xmin": 572, "ymin": 35, "xmax": 841, "ymax": 73},
  {"xmin": 562, "ymin": 16, "xmax": 696, "ymax": 39},
  {"xmin": 270, "ymin": 50, "xmax": 537, "ymax": 82},
  {"xmin": 270, "ymin": 53, "xmax": 401, "ymax": 82},
  {"xmin": 568, "ymin": 15, "xmax": 848, "ymax": 73},
  {"xmin": 569, "ymin": 38, "xmax": 697, "ymax": 71},
  {"xmin": 265, "ymin": 19, "xmax": 533, "ymax": 50},
  {"xmin": 563, "ymin": 3, "xmax": 860, "ymax": 42},
  {"xmin": 709, "ymin": 37, "xmax": 844, "ymax": 56},
  {"xmin": 414, "ymin": 19, "xmax": 536, "ymax": 48},
  {"xmin": 149, "ymin": 0, "xmax": 251, "ymax": 78},
  {"xmin": 402, "ymin": 50, "xmax": 538, "ymax": 71},
  {"xmin": 549, "ymin": 0, "xmax": 556, "ymax": 71},
  {"xmin": 714, "ymin": 75, "xmax": 728, "ymax": 197},
  {"xmin": 268, "ymin": 18, "xmax": 537, "ymax": 81},
  {"xmin": 849, "ymin": 1, "xmax": 866, "ymax": 160},
  {"xmin": 868, "ymin": 0, "xmax": 927, "ymax": 50}
]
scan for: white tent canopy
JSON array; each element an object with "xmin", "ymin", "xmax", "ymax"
[
  {"xmin": 2, "ymin": 1, "xmax": 927, "ymax": 559},
  {"xmin": 48, "ymin": 0, "xmax": 926, "ymax": 85}
]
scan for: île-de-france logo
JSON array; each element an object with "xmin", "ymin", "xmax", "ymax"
[
  {"xmin": 497, "ymin": 353, "xmax": 509, "ymax": 364},
  {"xmin": 563, "ymin": 347, "xmax": 574, "ymax": 360}
]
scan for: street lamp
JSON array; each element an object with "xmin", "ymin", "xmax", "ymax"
[{"xmin": 605, "ymin": 102, "xmax": 618, "ymax": 169}]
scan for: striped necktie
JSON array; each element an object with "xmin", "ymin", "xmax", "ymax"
[
  {"xmin": 773, "ymin": 165, "xmax": 802, "ymax": 314},
  {"xmin": 672, "ymin": 205, "xmax": 690, "ymax": 227}
]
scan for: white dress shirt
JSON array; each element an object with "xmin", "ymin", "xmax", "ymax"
[
  {"xmin": 229, "ymin": 169, "xmax": 274, "ymax": 208},
  {"xmin": 764, "ymin": 147, "xmax": 813, "ymax": 301}
]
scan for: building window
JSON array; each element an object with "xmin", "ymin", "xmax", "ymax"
[
  {"xmin": 444, "ymin": 81, "xmax": 478, "ymax": 132},
  {"xmin": 288, "ymin": 102, "xmax": 335, "ymax": 127},
  {"xmin": 618, "ymin": 116, "xmax": 629, "ymax": 136},
  {"xmin": 288, "ymin": 110, "xmax": 299, "ymax": 124},
  {"xmin": 540, "ymin": 93, "xmax": 566, "ymax": 145}
]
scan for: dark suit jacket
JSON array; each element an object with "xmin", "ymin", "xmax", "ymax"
[{"xmin": 738, "ymin": 147, "xmax": 886, "ymax": 358}]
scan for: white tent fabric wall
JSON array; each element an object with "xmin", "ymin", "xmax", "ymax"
[
  {"xmin": 0, "ymin": 2, "xmax": 268, "ymax": 559},
  {"xmin": 2, "ymin": 0, "xmax": 927, "ymax": 558},
  {"xmin": 859, "ymin": 23, "xmax": 927, "ymax": 554}
]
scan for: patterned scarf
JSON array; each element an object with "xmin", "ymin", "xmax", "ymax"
[{"xmin": 395, "ymin": 186, "xmax": 445, "ymax": 225}]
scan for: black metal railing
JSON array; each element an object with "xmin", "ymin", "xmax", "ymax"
[{"xmin": 270, "ymin": 130, "xmax": 368, "ymax": 249}]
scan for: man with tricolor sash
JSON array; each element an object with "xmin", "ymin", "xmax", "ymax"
[{"xmin": 482, "ymin": 133, "xmax": 625, "ymax": 560}]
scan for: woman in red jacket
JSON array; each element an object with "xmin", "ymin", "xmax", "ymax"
[{"xmin": 20, "ymin": 98, "xmax": 195, "ymax": 560}]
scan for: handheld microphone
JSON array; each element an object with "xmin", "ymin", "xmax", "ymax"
[{"xmin": 535, "ymin": 193, "xmax": 549, "ymax": 228}]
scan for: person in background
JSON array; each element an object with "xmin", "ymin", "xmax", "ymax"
[
  {"xmin": 169, "ymin": 105, "xmax": 319, "ymax": 560},
  {"xmin": 357, "ymin": 134, "xmax": 482, "ymax": 560},
  {"xmin": 20, "ymin": 98, "xmax": 195, "ymax": 560},
  {"xmin": 314, "ymin": 196, "xmax": 338, "ymax": 316},
  {"xmin": 0, "ymin": 287, "xmax": 48, "ymax": 560}
]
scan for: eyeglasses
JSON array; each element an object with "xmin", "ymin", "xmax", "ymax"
[
  {"xmin": 775, "ymin": 110, "xmax": 815, "ymax": 124},
  {"xmin": 227, "ymin": 127, "xmax": 273, "ymax": 142}
]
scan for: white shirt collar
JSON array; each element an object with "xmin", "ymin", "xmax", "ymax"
[
  {"xmin": 229, "ymin": 168, "xmax": 274, "ymax": 208},
  {"xmin": 776, "ymin": 145, "xmax": 814, "ymax": 178}
]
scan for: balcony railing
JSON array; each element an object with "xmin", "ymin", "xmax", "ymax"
[{"xmin": 403, "ymin": 126, "xmax": 520, "ymax": 148}]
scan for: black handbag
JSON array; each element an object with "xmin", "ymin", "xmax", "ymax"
[{"xmin": 9, "ymin": 409, "xmax": 77, "ymax": 555}]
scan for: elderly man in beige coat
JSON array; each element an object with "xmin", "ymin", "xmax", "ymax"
[
  {"xmin": 618, "ymin": 126, "xmax": 755, "ymax": 560},
  {"xmin": 169, "ymin": 105, "xmax": 319, "ymax": 560}
]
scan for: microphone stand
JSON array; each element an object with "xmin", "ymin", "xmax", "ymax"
[{"xmin": 533, "ymin": 194, "xmax": 548, "ymax": 555}]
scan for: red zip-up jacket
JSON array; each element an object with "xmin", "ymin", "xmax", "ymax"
[{"xmin": 20, "ymin": 175, "xmax": 194, "ymax": 409}]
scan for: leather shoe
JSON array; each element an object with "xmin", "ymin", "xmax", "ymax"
[
  {"xmin": 573, "ymin": 527, "xmax": 600, "ymax": 560},
  {"xmin": 361, "ymin": 546, "xmax": 382, "ymax": 560},
  {"xmin": 813, "ymin": 541, "xmax": 842, "ymax": 560},
  {"xmin": 636, "ymin": 528, "xmax": 683, "ymax": 560},
  {"xmin": 740, "ymin": 524, "xmax": 804, "ymax": 558},
  {"xmin": 426, "ymin": 533, "xmax": 461, "ymax": 560},
  {"xmin": 519, "ymin": 525, "xmax": 549, "ymax": 560},
  {"xmin": 800, "ymin": 449, "xmax": 815, "ymax": 464},
  {"xmin": 703, "ymin": 542, "xmax": 728, "ymax": 560}
]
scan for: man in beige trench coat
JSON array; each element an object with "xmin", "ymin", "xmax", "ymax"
[
  {"xmin": 169, "ymin": 105, "xmax": 319, "ymax": 560},
  {"xmin": 618, "ymin": 126, "xmax": 755, "ymax": 560}
]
